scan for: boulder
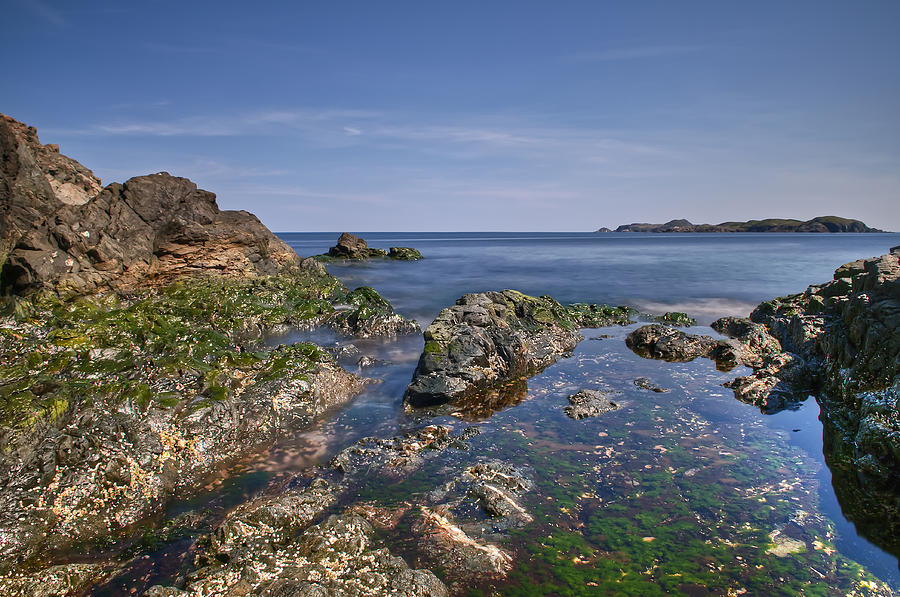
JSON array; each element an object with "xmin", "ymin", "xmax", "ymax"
[
  {"xmin": 404, "ymin": 290, "xmax": 633, "ymax": 408},
  {"xmin": 327, "ymin": 232, "xmax": 372, "ymax": 259},
  {"xmin": 564, "ymin": 389, "xmax": 620, "ymax": 419}
]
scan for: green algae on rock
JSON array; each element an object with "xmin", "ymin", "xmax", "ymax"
[
  {"xmin": 320, "ymin": 232, "xmax": 424, "ymax": 261},
  {"xmin": 653, "ymin": 311, "xmax": 697, "ymax": 326},
  {"xmin": 0, "ymin": 266, "xmax": 418, "ymax": 577},
  {"xmin": 404, "ymin": 290, "xmax": 633, "ymax": 409}
]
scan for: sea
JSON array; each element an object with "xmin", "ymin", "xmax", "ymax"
[{"xmin": 96, "ymin": 231, "xmax": 900, "ymax": 595}]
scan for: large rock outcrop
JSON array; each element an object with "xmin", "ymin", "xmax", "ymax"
[
  {"xmin": 750, "ymin": 249, "xmax": 900, "ymax": 479},
  {"xmin": 0, "ymin": 113, "xmax": 300, "ymax": 293},
  {"xmin": 404, "ymin": 290, "xmax": 633, "ymax": 408}
]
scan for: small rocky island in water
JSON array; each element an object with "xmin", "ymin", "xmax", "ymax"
[
  {"xmin": 1, "ymin": 113, "xmax": 899, "ymax": 596},
  {"xmin": 601, "ymin": 216, "xmax": 885, "ymax": 233}
]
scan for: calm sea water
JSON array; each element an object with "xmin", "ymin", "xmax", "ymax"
[
  {"xmin": 280, "ymin": 231, "xmax": 900, "ymax": 325},
  {"xmin": 95, "ymin": 232, "xmax": 900, "ymax": 594},
  {"xmin": 280, "ymin": 231, "xmax": 900, "ymax": 589}
]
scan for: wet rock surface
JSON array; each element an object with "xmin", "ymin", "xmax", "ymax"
[
  {"xmin": 626, "ymin": 318, "xmax": 813, "ymax": 412},
  {"xmin": 633, "ymin": 377, "xmax": 669, "ymax": 393},
  {"xmin": 564, "ymin": 389, "xmax": 620, "ymax": 419},
  {"xmin": 404, "ymin": 290, "xmax": 633, "ymax": 408},
  {"xmin": 1, "ymin": 114, "xmax": 299, "ymax": 294},
  {"xmin": 749, "ymin": 251, "xmax": 900, "ymax": 480},
  {"xmin": 141, "ymin": 423, "xmax": 534, "ymax": 595}
]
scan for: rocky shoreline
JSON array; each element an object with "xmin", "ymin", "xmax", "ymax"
[{"xmin": 1, "ymin": 114, "xmax": 898, "ymax": 595}]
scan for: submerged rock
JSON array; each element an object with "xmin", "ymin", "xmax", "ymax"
[
  {"xmin": 0, "ymin": 562, "xmax": 105, "ymax": 596},
  {"xmin": 564, "ymin": 389, "xmax": 620, "ymax": 419},
  {"xmin": 653, "ymin": 311, "xmax": 697, "ymax": 326},
  {"xmin": 633, "ymin": 377, "xmax": 669, "ymax": 393},
  {"xmin": 404, "ymin": 290, "xmax": 632, "ymax": 408}
]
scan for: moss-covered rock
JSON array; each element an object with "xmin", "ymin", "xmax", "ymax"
[
  {"xmin": 389, "ymin": 247, "xmax": 423, "ymax": 260},
  {"xmin": 404, "ymin": 290, "xmax": 632, "ymax": 409},
  {"xmin": 0, "ymin": 266, "xmax": 417, "ymax": 572},
  {"xmin": 654, "ymin": 311, "xmax": 697, "ymax": 326}
]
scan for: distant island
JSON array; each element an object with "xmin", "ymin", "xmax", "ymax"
[{"xmin": 599, "ymin": 216, "xmax": 885, "ymax": 233}]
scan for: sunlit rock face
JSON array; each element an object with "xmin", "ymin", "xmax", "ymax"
[{"xmin": 1, "ymin": 113, "xmax": 300, "ymax": 294}]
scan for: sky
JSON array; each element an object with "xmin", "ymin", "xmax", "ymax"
[{"xmin": 3, "ymin": 0, "xmax": 899, "ymax": 231}]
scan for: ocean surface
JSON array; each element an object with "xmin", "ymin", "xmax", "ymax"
[{"xmin": 95, "ymin": 232, "xmax": 900, "ymax": 594}]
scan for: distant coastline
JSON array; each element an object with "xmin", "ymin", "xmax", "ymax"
[{"xmin": 598, "ymin": 216, "xmax": 886, "ymax": 233}]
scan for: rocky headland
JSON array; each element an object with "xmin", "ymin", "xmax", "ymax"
[{"xmin": 605, "ymin": 216, "xmax": 884, "ymax": 233}]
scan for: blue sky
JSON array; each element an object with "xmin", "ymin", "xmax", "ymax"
[{"xmin": 4, "ymin": 1, "xmax": 899, "ymax": 231}]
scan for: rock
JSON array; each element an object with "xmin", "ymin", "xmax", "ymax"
[
  {"xmin": 466, "ymin": 461, "xmax": 534, "ymax": 524},
  {"xmin": 327, "ymin": 232, "xmax": 370, "ymax": 259},
  {"xmin": 653, "ymin": 312, "xmax": 697, "ymax": 326},
  {"xmin": 328, "ymin": 286, "xmax": 420, "ymax": 337},
  {"xmin": 625, "ymin": 324, "xmax": 717, "ymax": 362},
  {"xmin": 176, "ymin": 504, "xmax": 448, "ymax": 597},
  {"xmin": 0, "ymin": 562, "xmax": 104, "ymax": 596},
  {"xmin": 404, "ymin": 290, "xmax": 633, "ymax": 408},
  {"xmin": 749, "ymin": 252, "xmax": 900, "ymax": 478},
  {"xmin": 626, "ymin": 318, "xmax": 813, "ymax": 412},
  {"xmin": 389, "ymin": 247, "xmax": 423, "ymax": 260},
  {"xmin": 564, "ymin": 389, "xmax": 620, "ymax": 419},
  {"xmin": 633, "ymin": 378, "xmax": 669, "ymax": 393},
  {"xmin": 1, "ymin": 115, "xmax": 300, "ymax": 294},
  {"xmin": 323, "ymin": 234, "xmax": 423, "ymax": 261}
]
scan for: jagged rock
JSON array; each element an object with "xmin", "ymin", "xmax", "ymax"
[
  {"xmin": 404, "ymin": 290, "xmax": 632, "ymax": 408},
  {"xmin": 625, "ymin": 324, "xmax": 718, "ymax": 362},
  {"xmin": 626, "ymin": 318, "xmax": 813, "ymax": 412},
  {"xmin": 325, "ymin": 232, "xmax": 390, "ymax": 259},
  {"xmin": 170, "ymin": 499, "xmax": 448, "ymax": 597},
  {"xmin": 750, "ymin": 251, "xmax": 900, "ymax": 478},
  {"xmin": 564, "ymin": 389, "xmax": 620, "ymax": 419},
  {"xmin": 1, "ymin": 114, "xmax": 299, "ymax": 293}
]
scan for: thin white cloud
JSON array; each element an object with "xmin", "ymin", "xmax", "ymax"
[
  {"xmin": 343, "ymin": 126, "xmax": 362, "ymax": 136},
  {"xmin": 571, "ymin": 44, "xmax": 704, "ymax": 62}
]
